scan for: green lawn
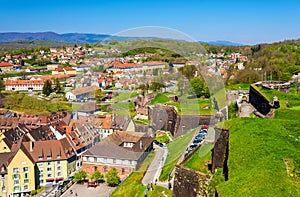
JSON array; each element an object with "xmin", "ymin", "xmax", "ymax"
[
  {"xmin": 2, "ymin": 92, "xmax": 72, "ymax": 115},
  {"xmin": 134, "ymin": 119, "xmax": 150, "ymax": 125},
  {"xmin": 146, "ymin": 185, "xmax": 172, "ymax": 197},
  {"xmin": 168, "ymin": 97, "xmax": 216, "ymax": 116},
  {"xmin": 159, "ymin": 128, "xmax": 197, "ymax": 181},
  {"xmin": 112, "ymin": 92, "xmax": 140, "ymax": 102},
  {"xmin": 261, "ymin": 86, "xmax": 300, "ymax": 109},
  {"xmin": 110, "ymin": 151, "xmax": 156, "ymax": 197},
  {"xmin": 110, "ymin": 102, "xmax": 135, "ymax": 111},
  {"xmin": 183, "ymin": 144, "xmax": 214, "ymax": 173},
  {"xmin": 217, "ymin": 116, "xmax": 300, "ymax": 196},
  {"xmin": 150, "ymin": 93, "xmax": 170, "ymax": 105},
  {"xmin": 226, "ymin": 83, "xmax": 250, "ymax": 90}
]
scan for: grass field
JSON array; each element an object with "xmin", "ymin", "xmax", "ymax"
[
  {"xmin": 168, "ymin": 96, "xmax": 216, "ymax": 116},
  {"xmin": 226, "ymin": 83, "xmax": 250, "ymax": 90},
  {"xmin": 159, "ymin": 128, "xmax": 197, "ymax": 181},
  {"xmin": 217, "ymin": 116, "xmax": 300, "ymax": 196},
  {"xmin": 183, "ymin": 144, "xmax": 214, "ymax": 173},
  {"xmin": 112, "ymin": 92, "xmax": 140, "ymax": 102},
  {"xmin": 110, "ymin": 102, "xmax": 135, "ymax": 111},
  {"xmin": 2, "ymin": 92, "xmax": 72, "ymax": 115},
  {"xmin": 149, "ymin": 93, "xmax": 170, "ymax": 105},
  {"xmin": 111, "ymin": 151, "xmax": 156, "ymax": 197}
]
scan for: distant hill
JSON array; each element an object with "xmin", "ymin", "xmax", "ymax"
[
  {"xmin": 0, "ymin": 32, "xmax": 157, "ymax": 44},
  {"xmin": 200, "ymin": 40, "xmax": 244, "ymax": 46},
  {"xmin": 0, "ymin": 32, "xmax": 245, "ymax": 46}
]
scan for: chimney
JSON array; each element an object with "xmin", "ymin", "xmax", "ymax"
[{"xmin": 30, "ymin": 141, "xmax": 34, "ymax": 152}]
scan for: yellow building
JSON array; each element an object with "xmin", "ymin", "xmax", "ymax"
[
  {"xmin": 7, "ymin": 143, "xmax": 36, "ymax": 197},
  {"xmin": 0, "ymin": 152, "xmax": 12, "ymax": 197},
  {"xmin": 0, "ymin": 134, "xmax": 11, "ymax": 153},
  {"xmin": 22, "ymin": 139, "xmax": 76, "ymax": 187},
  {"xmin": 63, "ymin": 68, "xmax": 76, "ymax": 77}
]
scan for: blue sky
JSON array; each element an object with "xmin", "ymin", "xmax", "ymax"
[{"xmin": 1, "ymin": 0, "xmax": 299, "ymax": 44}]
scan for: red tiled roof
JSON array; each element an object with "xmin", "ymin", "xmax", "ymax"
[
  {"xmin": 0, "ymin": 62, "xmax": 13, "ymax": 67},
  {"xmin": 114, "ymin": 62, "xmax": 140, "ymax": 68},
  {"xmin": 5, "ymin": 80, "xmax": 44, "ymax": 85},
  {"xmin": 63, "ymin": 67, "xmax": 75, "ymax": 71}
]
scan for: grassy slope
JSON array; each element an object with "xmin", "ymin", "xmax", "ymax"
[
  {"xmin": 111, "ymin": 151, "xmax": 155, "ymax": 197},
  {"xmin": 2, "ymin": 93, "xmax": 71, "ymax": 115},
  {"xmin": 111, "ymin": 151, "xmax": 172, "ymax": 197},
  {"xmin": 112, "ymin": 92, "xmax": 140, "ymax": 102},
  {"xmin": 159, "ymin": 128, "xmax": 197, "ymax": 181},
  {"xmin": 149, "ymin": 93, "xmax": 170, "ymax": 105},
  {"xmin": 217, "ymin": 117, "xmax": 300, "ymax": 196},
  {"xmin": 183, "ymin": 144, "xmax": 214, "ymax": 173},
  {"xmin": 168, "ymin": 95, "xmax": 216, "ymax": 116}
]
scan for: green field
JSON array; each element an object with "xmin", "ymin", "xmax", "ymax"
[
  {"xmin": 183, "ymin": 144, "xmax": 214, "ymax": 173},
  {"xmin": 226, "ymin": 83, "xmax": 250, "ymax": 90},
  {"xmin": 149, "ymin": 93, "xmax": 170, "ymax": 105},
  {"xmin": 111, "ymin": 151, "xmax": 156, "ymax": 197},
  {"xmin": 112, "ymin": 92, "xmax": 140, "ymax": 102},
  {"xmin": 111, "ymin": 151, "xmax": 172, "ymax": 197},
  {"xmin": 217, "ymin": 115, "xmax": 300, "ymax": 196},
  {"xmin": 110, "ymin": 102, "xmax": 135, "ymax": 111},
  {"xmin": 159, "ymin": 128, "xmax": 197, "ymax": 181},
  {"xmin": 2, "ymin": 92, "xmax": 72, "ymax": 115}
]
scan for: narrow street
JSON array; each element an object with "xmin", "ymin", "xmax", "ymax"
[
  {"xmin": 142, "ymin": 144, "xmax": 168, "ymax": 186},
  {"xmin": 238, "ymin": 102, "xmax": 254, "ymax": 117}
]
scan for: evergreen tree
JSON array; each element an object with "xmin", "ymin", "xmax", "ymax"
[
  {"xmin": 42, "ymin": 80, "xmax": 53, "ymax": 96},
  {"xmin": 54, "ymin": 78, "xmax": 62, "ymax": 93}
]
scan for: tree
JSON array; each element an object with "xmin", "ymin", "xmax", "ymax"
[
  {"xmin": 0, "ymin": 78, "xmax": 4, "ymax": 91},
  {"xmin": 90, "ymin": 169, "xmax": 104, "ymax": 183},
  {"xmin": 188, "ymin": 77, "xmax": 210, "ymax": 98},
  {"xmin": 105, "ymin": 168, "xmax": 120, "ymax": 186},
  {"xmin": 95, "ymin": 89, "xmax": 106, "ymax": 101},
  {"xmin": 152, "ymin": 68, "xmax": 159, "ymax": 76},
  {"xmin": 150, "ymin": 82, "xmax": 165, "ymax": 92},
  {"xmin": 42, "ymin": 80, "xmax": 53, "ymax": 96},
  {"xmin": 178, "ymin": 65, "xmax": 197, "ymax": 80},
  {"xmin": 53, "ymin": 78, "xmax": 63, "ymax": 93},
  {"xmin": 74, "ymin": 170, "xmax": 88, "ymax": 183}
]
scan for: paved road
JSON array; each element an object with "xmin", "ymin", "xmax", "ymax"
[
  {"xmin": 238, "ymin": 102, "xmax": 254, "ymax": 117},
  {"xmin": 142, "ymin": 144, "xmax": 168, "ymax": 186}
]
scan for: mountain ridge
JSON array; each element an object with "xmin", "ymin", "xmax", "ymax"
[{"xmin": 0, "ymin": 32, "xmax": 244, "ymax": 46}]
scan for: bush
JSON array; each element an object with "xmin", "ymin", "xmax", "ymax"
[{"xmin": 30, "ymin": 190, "xmax": 37, "ymax": 196}]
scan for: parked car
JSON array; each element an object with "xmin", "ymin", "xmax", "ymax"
[
  {"xmin": 190, "ymin": 143, "xmax": 197, "ymax": 148},
  {"xmin": 186, "ymin": 147, "xmax": 193, "ymax": 154},
  {"xmin": 195, "ymin": 134, "xmax": 204, "ymax": 140},
  {"xmin": 87, "ymin": 181, "xmax": 97, "ymax": 188},
  {"xmin": 201, "ymin": 125, "xmax": 209, "ymax": 130},
  {"xmin": 50, "ymin": 190, "xmax": 59, "ymax": 197},
  {"xmin": 40, "ymin": 191, "xmax": 49, "ymax": 197},
  {"xmin": 193, "ymin": 138, "xmax": 203, "ymax": 143}
]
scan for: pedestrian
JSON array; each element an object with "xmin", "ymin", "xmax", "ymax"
[
  {"xmin": 168, "ymin": 182, "xmax": 172, "ymax": 190},
  {"xmin": 70, "ymin": 189, "xmax": 73, "ymax": 195},
  {"xmin": 75, "ymin": 192, "xmax": 78, "ymax": 197},
  {"xmin": 155, "ymin": 179, "xmax": 157, "ymax": 185}
]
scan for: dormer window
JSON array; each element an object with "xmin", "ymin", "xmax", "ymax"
[
  {"xmin": 47, "ymin": 155, "xmax": 51, "ymax": 160},
  {"xmin": 57, "ymin": 154, "xmax": 61, "ymax": 159},
  {"xmin": 38, "ymin": 156, "xmax": 43, "ymax": 160}
]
